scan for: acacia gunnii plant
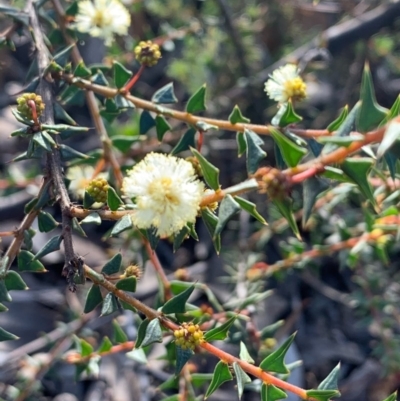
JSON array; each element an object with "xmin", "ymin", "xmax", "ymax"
[{"xmin": 0, "ymin": 1, "xmax": 400, "ymax": 401}]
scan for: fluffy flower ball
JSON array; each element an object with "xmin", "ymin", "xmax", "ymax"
[
  {"xmin": 72, "ymin": 0, "xmax": 131, "ymax": 46},
  {"xmin": 264, "ymin": 64, "xmax": 307, "ymax": 103},
  {"xmin": 122, "ymin": 153, "xmax": 205, "ymax": 237}
]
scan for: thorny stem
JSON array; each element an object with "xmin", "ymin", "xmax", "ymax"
[
  {"xmin": 28, "ymin": 0, "xmax": 82, "ymax": 291},
  {"xmin": 248, "ymin": 228, "xmax": 389, "ymax": 279},
  {"xmin": 60, "ymin": 73, "xmax": 331, "ymax": 139},
  {"xmin": 59, "ymin": 72, "xmax": 393, "ymax": 182},
  {"xmin": 52, "ymin": 0, "xmax": 123, "ymax": 187},
  {"xmin": 3, "ymin": 178, "xmax": 49, "ymax": 271},
  {"xmin": 82, "ymin": 262, "xmax": 311, "ymax": 398},
  {"xmin": 66, "ymin": 341, "xmax": 135, "ymax": 364}
]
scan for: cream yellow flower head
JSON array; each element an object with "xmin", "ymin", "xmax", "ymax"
[
  {"xmin": 122, "ymin": 153, "xmax": 205, "ymax": 238},
  {"xmin": 264, "ymin": 64, "xmax": 307, "ymax": 103},
  {"xmin": 72, "ymin": 0, "xmax": 131, "ymax": 46}
]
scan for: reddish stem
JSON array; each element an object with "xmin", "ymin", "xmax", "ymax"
[
  {"xmin": 123, "ymin": 65, "xmax": 145, "ymax": 93},
  {"xmin": 290, "ymin": 166, "xmax": 324, "ymax": 184},
  {"xmin": 197, "ymin": 130, "xmax": 204, "ymax": 152},
  {"xmin": 27, "ymin": 100, "xmax": 39, "ymax": 126},
  {"xmin": 0, "ymin": 231, "xmax": 15, "ymax": 237}
]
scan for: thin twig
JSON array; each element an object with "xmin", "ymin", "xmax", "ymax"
[
  {"xmin": 59, "ymin": 73, "xmax": 329, "ymax": 139},
  {"xmin": 51, "ymin": 0, "xmax": 123, "ymax": 187},
  {"xmin": 28, "ymin": 0, "xmax": 82, "ymax": 291},
  {"xmin": 3, "ymin": 178, "xmax": 49, "ymax": 271}
]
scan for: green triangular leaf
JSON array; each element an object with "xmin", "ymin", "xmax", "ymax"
[
  {"xmin": 176, "ymin": 346, "xmax": 194, "ymax": 375},
  {"xmin": 0, "ymin": 281, "xmax": 11, "ymax": 303},
  {"xmin": 111, "ymin": 215, "xmax": 133, "ymax": 236},
  {"xmin": 101, "ymin": 293, "xmax": 119, "ymax": 316},
  {"xmin": 73, "ymin": 60, "xmax": 92, "ymax": 78},
  {"xmin": 72, "ymin": 217, "xmax": 87, "ymax": 237},
  {"xmin": 98, "ymin": 336, "xmax": 113, "ymax": 353},
  {"xmin": 107, "ymin": 187, "xmax": 123, "ymax": 211},
  {"xmin": 229, "ymin": 105, "xmax": 250, "ymax": 124},
  {"xmin": 112, "ymin": 319, "xmax": 128, "ymax": 343},
  {"xmin": 214, "ymin": 195, "xmax": 240, "ymax": 238},
  {"xmin": 205, "ymin": 361, "xmax": 233, "ymax": 399},
  {"xmin": 155, "ymin": 115, "xmax": 171, "ymax": 142},
  {"xmin": 341, "ymin": 158, "xmax": 375, "ymax": 206},
  {"xmin": 244, "ymin": 129, "xmax": 267, "ymax": 174},
  {"xmin": 5, "ymin": 271, "xmax": 28, "ymax": 291},
  {"xmin": 33, "ymin": 132, "xmax": 52, "ymax": 152},
  {"xmin": 201, "ymin": 208, "xmax": 221, "ymax": 254},
  {"xmin": 173, "ymin": 226, "xmax": 190, "ymax": 252},
  {"xmin": 233, "ymin": 362, "xmax": 251, "ymax": 400},
  {"xmin": 139, "ymin": 110, "xmax": 156, "ymax": 135},
  {"xmin": 239, "ymin": 341, "xmax": 255, "ymax": 364},
  {"xmin": 126, "ymin": 348, "xmax": 147, "ymax": 364},
  {"xmin": 234, "ymin": 196, "xmax": 267, "ymax": 224},
  {"xmin": 116, "ymin": 276, "xmax": 137, "ymax": 292},
  {"xmin": 101, "ymin": 253, "xmax": 122, "ymax": 275},
  {"xmin": 162, "ymin": 284, "xmax": 195, "ymax": 314},
  {"xmin": 152, "ymin": 82, "xmax": 178, "ymax": 104},
  {"xmin": 0, "ymin": 326, "xmax": 18, "ymax": 341},
  {"xmin": 259, "ymin": 332, "xmax": 296, "ymax": 374},
  {"xmin": 80, "ymin": 212, "xmax": 101, "ymax": 225},
  {"xmin": 18, "ymin": 250, "xmax": 47, "ymax": 272},
  {"xmin": 191, "ymin": 148, "xmax": 220, "ymax": 190},
  {"xmin": 270, "ymin": 127, "xmax": 307, "ymax": 167},
  {"xmin": 171, "ymin": 128, "xmax": 196, "ymax": 155},
  {"xmin": 236, "ymin": 132, "xmax": 247, "ymax": 157},
  {"xmin": 327, "ymin": 105, "xmax": 349, "ymax": 132},
  {"xmin": 138, "ymin": 318, "xmax": 162, "ymax": 348},
  {"xmin": 59, "ymin": 144, "xmax": 91, "ymax": 161},
  {"xmin": 381, "ymin": 392, "xmax": 397, "ymax": 401},
  {"xmin": 84, "ymin": 285, "xmax": 103, "ymax": 313},
  {"xmin": 357, "ymin": 63, "xmax": 388, "ymax": 133},
  {"xmin": 261, "ymin": 383, "xmax": 287, "ymax": 401},
  {"xmin": 37, "ymin": 211, "xmax": 59, "ymax": 233},
  {"xmin": 186, "ymin": 84, "xmax": 206, "ymax": 113},
  {"xmin": 306, "ymin": 389, "xmax": 340, "ymax": 401},
  {"xmin": 380, "ymin": 95, "xmax": 400, "ymax": 126},
  {"xmin": 204, "ymin": 316, "xmax": 237, "ymax": 341},
  {"xmin": 273, "ymin": 199, "xmax": 301, "ymax": 240},
  {"xmin": 83, "ymin": 191, "xmax": 96, "ymax": 209},
  {"xmin": 196, "ymin": 120, "xmax": 218, "ymax": 132},
  {"xmin": 377, "ymin": 120, "xmax": 400, "ymax": 159},
  {"xmin": 278, "ymin": 100, "xmax": 302, "ymax": 127},
  {"xmin": 113, "ymin": 61, "xmax": 132, "ymax": 89},
  {"xmin": 318, "ymin": 363, "xmax": 340, "ymax": 390}
]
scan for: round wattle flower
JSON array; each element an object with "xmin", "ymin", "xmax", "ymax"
[
  {"xmin": 264, "ymin": 64, "xmax": 307, "ymax": 103},
  {"xmin": 72, "ymin": 0, "xmax": 131, "ymax": 46},
  {"xmin": 122, "ymin": 153, "xmax": 205, "ymax": 237}
]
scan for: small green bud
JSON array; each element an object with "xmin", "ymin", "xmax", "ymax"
[
  {"xmin": 86, "ymin": 177, "xmax": 109, "ymax": 203},
  {"xmin": 16, "ymin": 93, "xmax": 45, "ymax": 121}
]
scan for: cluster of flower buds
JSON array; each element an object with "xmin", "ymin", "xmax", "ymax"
[
  {"xmin": 174, "ymin": 322, "xmax": 204, "ymax": 350},
  {"xmin": 86, "ymin": 177, "xmax": 109, "ymax": 203},
  {"xmin": 134, "ymin": 40, "xmax": 161, "ymax": 67},
  {"xmin": 17, "ymin": 93, "xmax": 45, "ymax": 121},
  {"xmin": 123, "ymin": 264, "xmax": 142, "ymax": 279},
  {"xmin": 255, "ymin": 167, "xmax": 291, "ymax": 200}
]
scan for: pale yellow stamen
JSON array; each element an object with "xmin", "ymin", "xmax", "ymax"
[{"xmin": 283, "ymin": 77, "xmax": 307, "ymax": 101}]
